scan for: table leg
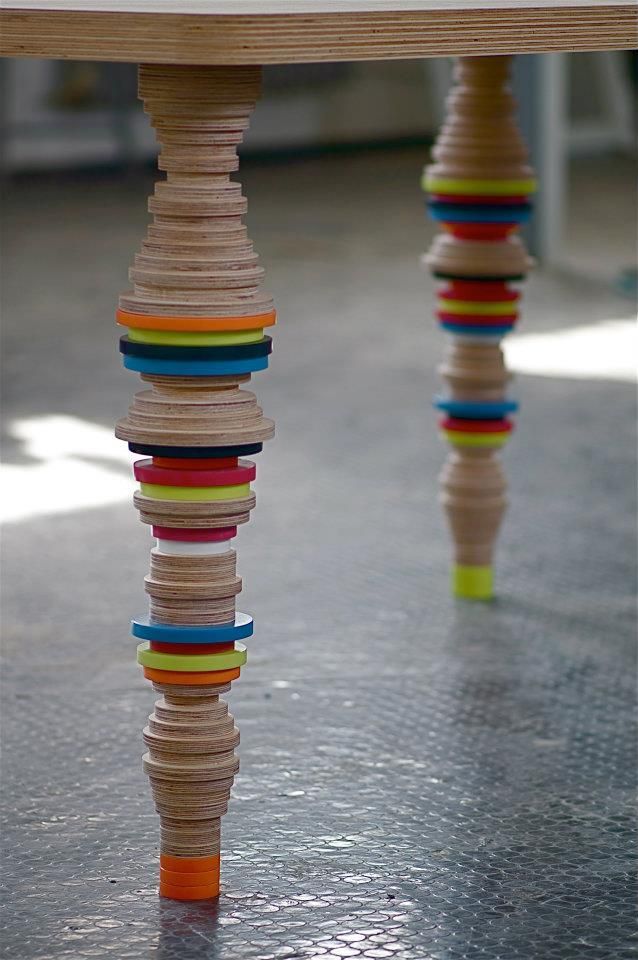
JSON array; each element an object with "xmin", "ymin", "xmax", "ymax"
[
  {"xmin": 422, "ymin": 55, "xmax": 536, "ymax": 600},
  {"xmin": 114, "ymin": 64, "xmax": 275, "ymax": 899}
]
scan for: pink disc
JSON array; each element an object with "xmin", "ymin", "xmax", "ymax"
[
  {"xmin": 134, "ymin": 458, "xmax": 255, "ymax": 487},
  {"xmin": 152, "ymin": 526, "xmax": 238, "ymax": 542}
]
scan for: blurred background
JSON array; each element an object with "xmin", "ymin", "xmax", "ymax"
[{"xmin": 1, "ymin": 53, "xmax": 637, "ymax": 958}]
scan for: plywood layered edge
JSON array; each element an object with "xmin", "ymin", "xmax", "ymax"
[{"xmin": 1, "ymin": 7, "xmax": 636, "ymax": 64}]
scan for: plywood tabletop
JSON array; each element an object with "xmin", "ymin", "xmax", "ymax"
[{"xmin": 1, "ymin": 0, "xmax": 636, "ymax": 63}]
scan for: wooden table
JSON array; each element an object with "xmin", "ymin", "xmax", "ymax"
[
  {"xmin": 2, "ymin": 0, "xmax": 636, "ymax": 902},
  {"xmin": 1, "ymin": 1, "xmax": 636, "ymax": 61}
]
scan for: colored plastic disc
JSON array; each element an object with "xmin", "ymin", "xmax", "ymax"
[
  {"xmin": 441, "ymin": 429, "xmax": 511, "ymax": 447},
  {"xmin": 431, "ymin": 193, "xmax": 529, "ymax": 205},
  {"xmin": 128, "ymin": 327, "xmax": 263, "ymax": 346},
  {"xmin": 439, "ymin": 282, "xmax": 519, "ymax": 302},
  {"xmin": 423, "ymin": 174, "xmax": 537, "ymax": 196},
  {"xmin": 160, "ymin": 853, "xmax": 220, "ymax": 873},
  {"xmin": 155, "ymin": 539, "xmax": 232, "ymax": 557},
  {"xmin": 437, "ymin": 298, "xmax": 520, "ymax": 317},
  {"xmin": 159, "ymin": 883, "xmax": 219, "ymax": 901},
  {"xmin": 150, "ymin": 641, "xmax": 235, "ymax": 655},
  {"xmin": 160, "ymin": 868, "xmax": 220, "ymax": 887},
  {"xmin": 153, "ymin": 526, "xmax": 237, "ymax": 542},
  {"xmin": 433, "ymin": 396, "xmax": 519, "ymax": 419},
  {"xmin": 143, "ymin": 666, "xmax": 240, "ymax": 685},
  {"xmin": 444, "ymin": 224, "xmax": 517, "ymax": 241},
  {"xmin": 134, "ymin": 458, "xmax": 255, "ymax": 487},
  {"xmin": 123, "ymin": 354, "xmax": 269, "ymax": 376},
  {"xmin": 128, "ymin": 442, "xmax": 263, "ymax": 458},
  {"xmin": 453, "ymin": 564, "xmax": 493, "ymax": 600},
  {"xmin": 434, "ymin": 270, "xmax": 526, "ymax": 283},
  {"xmin": 437, "ymin": 312, "xmax": 518, "ymax": 326},
  {"xmin": 120, "ymin": 335, "xmax": 272, "ymax": 362},
  {"xmin": 439, "ymin": 322, "xmax": 514, "ymax": 338},
  {"xmin": 137, "ymin": 641, "xmax": 247, "ymax": 672},
  {"xmin": 117, "ymin": 307, "xmax": 276, "ymax": 332},
  {"xmin": 427, "ymin": 202, "xmax": 531, "ymax": 223},
  {"xmin": 152, "ymin": 457, "xmax": 238, "ymax": 470},
  {"xmin": 139, "ymin": 481, "xmax": 250, "ymax": 501},
  {"xmin": 441, "ymin": 417, "xmax": 512, "ymax": 433},
  {"xmin": 132, "ymin": 614, "xmax": 253, "ymax": 644}
]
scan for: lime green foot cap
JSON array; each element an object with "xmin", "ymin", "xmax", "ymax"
[{"xmin": 453, "ymin": 564, "xmax": 493, "ymax": 600}]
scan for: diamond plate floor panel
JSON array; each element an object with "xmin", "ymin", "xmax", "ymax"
[{"xmin": 2, "ymin": 152, "xmax": 636, "ymax": 959}]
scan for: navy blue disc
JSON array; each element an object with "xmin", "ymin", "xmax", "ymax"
[
  {"xmin": 128, "ymin": 441, "xmax": 264, "ymax": 458},
  {"xmin": 120, "ymin": 335, "xmax": 272, "ymax": 362},
  {"xmin": 433, "ymin": 271, "xmax": 526, "ymax": 283}
]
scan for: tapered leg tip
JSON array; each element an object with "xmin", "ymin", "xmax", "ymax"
[{"xmin": 452, "ymin": 564, "xmax": 493, "ymax": 600}]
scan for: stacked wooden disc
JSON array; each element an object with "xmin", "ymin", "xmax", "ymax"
[
  {"xmin": 422, "ymin": 56, "xmax": 535, "ymax": 600},
  {"xmin": 114, "ymin": 64, "xmax": 274, "ymax": 900}
]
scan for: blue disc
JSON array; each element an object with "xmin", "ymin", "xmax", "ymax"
[
  {"xmin": 439, "ymin": 322, "xmax": 514, "ymax": 338},
  {"xmin": 128, "ymin": 441, "xmax": 263, "ymax": 458},
  {"xmin": 427, "ymin": 201, "xmax": 531, "ymax": 224},
  {"xmin": 123, "ymin": 355, "xmax": 269, "ymax": 376},
  {"xmin": 433, "ymin": 395, "xmax": 519, "ymax": 419},
  {"xmin": 132, "ymin": 613, "xmax": 254, "ymax": 644}
]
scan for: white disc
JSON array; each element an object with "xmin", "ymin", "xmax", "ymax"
[{"xmin": 154, "ymin": 538, "xmax": 232, "ymax": 556}]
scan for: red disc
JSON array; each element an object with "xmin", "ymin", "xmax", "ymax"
[
  {"xmin": 134, "ymin": 458, "xmax": 255, "ymax": 487},
  {"xmin": 153, "ymin": 457, "xmax": 238, "ymax": 470},
  {"xmin": 431, "ymin": 193, "xmax": 529, "ymax": 205},
  {"xmin": 152, "ymin": 526, "xmax": 237, "ymax": 542},
  {"xmin": 439, "ymin": 281, "xmax": 519, "ymax": 302},
  {"xmin": 441, "ymin": 417, "xmax": 513, "ymax": 433},
  {"xmin": 437, "ymin": 312, "xmax": 518, "ymax": 326},
  {"xmin": 445, "ymin": 223, "xmax": 517, "ymax": 240},
  {"xmin": 149, "ymin": 641, "xmax": 236, "ymax": 655}
]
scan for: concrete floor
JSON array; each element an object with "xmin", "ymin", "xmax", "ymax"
[{"xmin": 1, "ymin": 149, "xmax": 636, "ymax": 960}]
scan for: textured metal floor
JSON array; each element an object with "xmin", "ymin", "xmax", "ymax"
[{"xmin": 2, "ymin": 150, "xmax": 636, "ymax": 959}]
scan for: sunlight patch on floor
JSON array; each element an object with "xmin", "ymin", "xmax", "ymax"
[
  {"xmin": 2, "ymin": 415, "xmax": 135, "ymax": 524},
  {"xmin": 505, "ymin": 318, "xmax": 637, "ymax": 383}
]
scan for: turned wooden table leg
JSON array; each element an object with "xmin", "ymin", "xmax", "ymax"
[
  {"xmin": 115, "ymin": 65, "xmax": 274, "ymax": 900},
  {"xmin": 423, "ymin": 55, "xmax": 536, "ymax": 600}
]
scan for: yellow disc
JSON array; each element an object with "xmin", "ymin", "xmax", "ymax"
[
  {"xmin": 422, "ymin": 174, "xmax": 537, "ymax": 196},
  {"xmin": 453, "ymin": 565, "xmax": 493, "ymax": 600},
  {"xmin": 137, "ymin": 641, "xmax": 247, "ymax": 672},
  {"xmin": 128, "ymin": 327, "xmax": 263, "ymax": 346},
  {"xmin": 441, "ymin": 430, "xmax": 510, "ymax": 448},
  {"xmin": 437, "ymin": 299, "xmax": 518, "ymax": 317},
  {"xmin": 140, "ymin": 482, "xmax": 251, "ymax": 501}
]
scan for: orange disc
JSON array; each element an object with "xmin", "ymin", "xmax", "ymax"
[
  {"xmin": 117, "ymin": 308, "xmax": 276, "ymax": 332},
  {"xmin": 160, "ymin": 868, "xmax": 219, "ymax": 887},
  {"xmin": 160, "ymin": 853, "xmax": 220, "ymax": 873},
  {"xmin": 160, "ymin": 882, "xmax": 219, "ymax": 901},
  {"xmin": 143, "ymin": 666, "xmax": 240, "ymax": 685}
]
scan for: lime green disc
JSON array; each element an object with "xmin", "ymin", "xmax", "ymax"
[
  {"xmin": 441, "ymin": 430, "xmax": 510, "ymax": 448},
  {"xmin": 453, "ymin": 565, "xmax": 493, "ymax": 600},
  {"xmin": 140, "ymin": 482, "xmax": 251, "ymax": 501},
  {"xmin": 422, "ymin": 174, "xmax": 537, "ymax": 196},
  {"xmin": 128, "ymin": 327, "xmax": 263, "ymax": 346},
  {"xmin": 137, "ymin": 641, "xmax": 247, "ymax": 672},
  {"xmin": 437, "ymin": 299, "xmax": 518, "ymax": 317}
]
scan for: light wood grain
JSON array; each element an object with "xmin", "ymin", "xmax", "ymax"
[
  {"xmin": 2, "ymin": 0, "xmax": 632, "ymax": 12},
  {"xmin": 1, "ymin": 4, "xmax": 635, "ymax": 63}
]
